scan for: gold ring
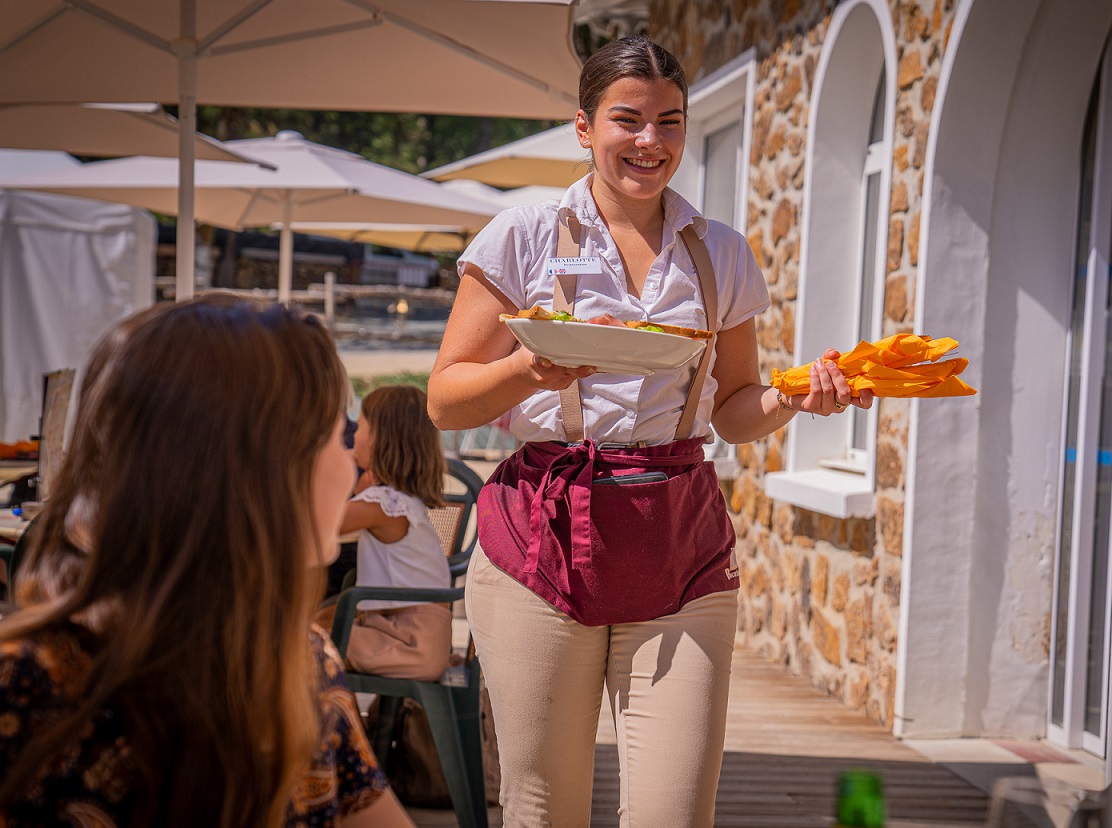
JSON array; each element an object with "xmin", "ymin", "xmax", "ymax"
[{"xmin": 834, "ymin": 400, "xmax": 847, "ymax": 409}]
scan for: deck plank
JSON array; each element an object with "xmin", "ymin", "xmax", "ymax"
[{"xmin": 406, "ymin": 645, "xmax": 1015, "ymax": 827}]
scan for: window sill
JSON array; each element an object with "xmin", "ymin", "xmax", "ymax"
[{"xmin": 764, "ymin": 468, "xmax": 875, "ymax": 519}]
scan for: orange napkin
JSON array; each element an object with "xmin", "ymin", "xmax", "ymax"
[
  {"xmin": 770, "ymin": 334, "xmax": 977, "ymax": 398},
  {"xmin": 0, "ymin": 439, "xmax": 39, "ymax": 460}
]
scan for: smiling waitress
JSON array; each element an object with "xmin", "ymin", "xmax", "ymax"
[{"xmin": 428, "ymin": 36, "xmax": 872, "ymax": 827}]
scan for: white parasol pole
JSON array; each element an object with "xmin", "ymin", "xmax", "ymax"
[
  {"xmin": 278, "ymin": 190, "xmax": 293, "ymax": 306},
  {"xmin": 175, "ymin": 0, "xmax": 198, "ymax": 302}
]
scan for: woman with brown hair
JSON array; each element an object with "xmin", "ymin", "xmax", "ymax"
[
  {"xmin": 0, "ymin": 296, "xmax": 414, "ymax": 827},
  {"xmin": 429, "ymin": 34, "xmax": 871, "ymax": 826}
]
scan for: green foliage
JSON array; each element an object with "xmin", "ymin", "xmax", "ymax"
[
  {"xmin": 192, "ymin": 107, "xmax": 557, "ymax": 175},
  {"xmin": 350, "ymin": 371, "xmax": 430, "ymax": 400}
]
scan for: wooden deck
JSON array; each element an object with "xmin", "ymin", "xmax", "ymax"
[{"xmin": 407, "ymin": 644, "xmax": 1016, "ymax": 827}]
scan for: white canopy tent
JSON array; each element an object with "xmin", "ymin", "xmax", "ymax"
[
  {"xmin": 0, "ymin": 149, "xmax": 154, "ymax": 443},
  {"xmin": 0, "ymin": 0, "xmax": 582, "ymax": 300}
]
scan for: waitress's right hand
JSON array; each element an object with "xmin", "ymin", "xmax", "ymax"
[{"xmin": 515, "ymin": 347, "xmax": 596, "ymax": 391}]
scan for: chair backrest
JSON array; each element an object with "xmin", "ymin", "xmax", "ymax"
[
  {"xmin": 442, "ymin": 457, "xmax": 485, "ymax": 582},
  {"xmin": 37, "ymin": 368, "xmax": 75, "ymax": 502},
  {"xmin": 428, "ymin": 501, "xmax": 466, "ymax": 558}
]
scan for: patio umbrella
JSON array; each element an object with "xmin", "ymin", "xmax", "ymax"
[
  {"xmin": 421, "ymin": 57, "xmax": 762, "ymax": 191},
  {"xmin": 0, "ymin": 0, "xmax": 582, "ymax": 300},
  {"xmin": 290, "ymin": 181, "xmax": 564, "ymax": 253},
  {"xmin": 0, "ymin": 131, "xmax": 498, "ymax": 303},
  {"xmin": 292, "ymin": 224, "xmax": 476, "ymax": 254},
  {"xmin": 770, "ymin": 333, "xmax": 978, "ymax": 398},
  {"xmin": 0, "ymin": 103, "xmax": 268, "ymax": 165},
  {"xmin": 424, "ymin": 122, "xmax": 586, "ymax": 188}
]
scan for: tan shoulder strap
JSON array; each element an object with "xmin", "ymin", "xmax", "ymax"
[
  {"xmin": 675, "ymin": 225, "xmax": 718, "ymax": 441},
  {"xmin": 554, "ymin": 216, "xmax": 585, "ymax": 443},
  {"xmin": 553, "ymin": 220, "xmax": 717, "ymax": 445}
]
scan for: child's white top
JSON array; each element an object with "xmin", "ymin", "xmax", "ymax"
[{"xmin": 353, "ymin": 485, "xmax": 451, "ymax": 611}]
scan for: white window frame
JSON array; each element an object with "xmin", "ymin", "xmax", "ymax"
[
  {"xmin": 672, "ymin": 49, "xmax": 756, "ymax": 232},
  {"xmin": 674, "ymin": 50, "xmax": 756, "ymax": 480},
  {"xmin": 764, "ymin": 0, "xmax": 896, "ymax": 518},
  {"xmin": 831, "ymin": 78, "xmax": 888, "ymax": 472},
  {"xmin": 698, "ymin": 109, "xmax": 745, "ymax": 228},
  {"xmin": 1046, "ymin": 43, "xmax": 1112, "ymax": 760}
]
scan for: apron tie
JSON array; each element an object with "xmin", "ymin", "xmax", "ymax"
[{"xmin": 526, "ymin": 439, "xmax": 597, "ymax": 573}]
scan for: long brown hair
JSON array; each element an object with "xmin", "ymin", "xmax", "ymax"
[
  {"xmin": 0, "ymin": 296, "xmax": 349, "ymax": 825},
  {"xmin": 360, "ymin": 384, "xmax": 445, "ymax": 508}
]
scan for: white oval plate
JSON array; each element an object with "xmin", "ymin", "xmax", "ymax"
[{"xmin": 504, "ymin": 318, "xmax": 706, "ymax": 376}]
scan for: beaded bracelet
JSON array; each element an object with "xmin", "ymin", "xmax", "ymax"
[{"xmin": 775, "ymin": 389, "xmax": 793, "ymax": 419}]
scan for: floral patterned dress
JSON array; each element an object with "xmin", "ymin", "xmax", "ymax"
[{"xmin": 0, "ymin": 623, "xmax": 389, "ymax": 826}]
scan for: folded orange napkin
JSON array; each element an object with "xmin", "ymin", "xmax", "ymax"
[
  {"xmin": 0, "ymin": 440, "xmax": 39, "ymax": 460},
  {"xmin": 770, "ymin": 334, "xmax": 977, "ymax": 398}
]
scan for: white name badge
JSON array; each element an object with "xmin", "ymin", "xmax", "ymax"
[{"xmin": 546, "ymin": 256, "xmax": 603, "ymax": 276}]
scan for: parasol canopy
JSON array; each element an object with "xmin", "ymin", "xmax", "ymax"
[
  {"xmin": 770, "ymin": 333, "xmax": 977, "ymax": 398},
  {"xmin": 0, "ymin": 130, "xmax": 499, "ymax": 302},
  {"xmin": 0, "ymin": 102, "xmax": 268, "ymax": 165},
  {"xmin": 290, "ymin": 181, "xmax": 563, "ymax": 253},
  {"xmin": 423, "ymin": 122, "xmax": 584, "ymax": 188},
  {"xmin": 0, "ymin": 0, "xmax": 582, "ymax": 299}
]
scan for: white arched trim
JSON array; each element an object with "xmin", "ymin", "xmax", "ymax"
[
  {"xmin": 897, "ymin": 0, "xmax": 1112, "ymax": 742},
  {"xmin": 764, "ymin": 0, "xmax": 897, "ymax": 518}
]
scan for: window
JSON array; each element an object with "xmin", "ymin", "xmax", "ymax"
[
  {"xmin": 1048, "ymin": 43, "xmax": 1112, "ymax": 758},
  {"xmin": 674, "ymin": 52, "xmax": 756, "ymax": 480},
  {"xmin": 701, "ymin": 115, "xmax": 743, "ymax": 227},
  {"xmin": 670, "ymin": 49, "xmax": 755, "ymax": 230},
  {"xmin": 763, "ymin": 0, "xmax": 894, "ymax": 518},
  {"xmin": 843, "ymin": 70, "xmax": 887, "ymax": 468}
]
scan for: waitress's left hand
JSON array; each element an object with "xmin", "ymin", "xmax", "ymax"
[{"xmin": 794, "ymin": 349, "xmax": 875, "ymax": 416}]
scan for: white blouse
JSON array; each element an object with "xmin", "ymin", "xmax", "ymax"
[
  {"xmin": 352, "ymin": 485, "xmax": 451, "ymax": 611},
  {"xmin": 458, "ymin": 174, "xmax": 770, "ymax": 446}
]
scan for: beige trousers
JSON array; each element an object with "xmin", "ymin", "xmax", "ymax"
[{"xmin": 465, "ymin": 546, "xmax": 738, "ymax": 828}]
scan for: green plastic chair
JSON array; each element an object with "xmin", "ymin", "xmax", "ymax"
[
  {"xmin": 442, "ymin": 457, "xmax": 485, "ymax": 583},
  {"xmin": 329, "ymin": 585, "xmax": 487, "ymax": 828},
  {"xmin": 329, "ymin": 457, "xmax": 489, "ymax": 826}
]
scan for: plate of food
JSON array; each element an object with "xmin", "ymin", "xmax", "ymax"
[{"xmin": 500, "ymin": 307, "xmax": 709, "ymax": 375}]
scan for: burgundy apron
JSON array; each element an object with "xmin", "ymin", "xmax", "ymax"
[
  {"xmin": 478, "ymin": 439, "xmax": 737, "ymax": 625},
  {"xmin": 476, "ymin": 215, "xmax": 739, "ymax": 626}
]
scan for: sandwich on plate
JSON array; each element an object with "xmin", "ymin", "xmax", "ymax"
[{"xmin": 499, "ymin": 306, "xmax": 712, "ymax": 340}]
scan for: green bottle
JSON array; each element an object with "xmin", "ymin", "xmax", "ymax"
[{"xmin": 835, "ymin": 770, "xmax": 887, "ymax": 827}]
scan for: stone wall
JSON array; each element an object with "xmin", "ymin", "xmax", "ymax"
[{"xmin": 649, "ymin": 0, "xmax": 956, "ymax": 728}]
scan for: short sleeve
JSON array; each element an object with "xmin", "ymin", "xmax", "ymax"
[
  {"xmin": 457, "ymin": 205, "xmax": 535, "ymax": 309},
  {"xmin": 351, "ymin": 486, "xmax": 421, "ymax": 520},
  {"xmin": 714, "ymin": 223, "xmax": 771, "ymax": 332}
]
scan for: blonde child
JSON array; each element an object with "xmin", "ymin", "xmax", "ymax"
[{"xmin": 339, "ymin": 384, "xmax": 452, "ymax": 681}]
